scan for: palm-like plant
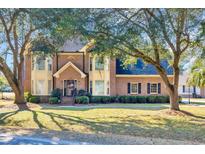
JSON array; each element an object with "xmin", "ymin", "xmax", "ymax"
[{"xmin": 187, "ymin": 59, "xmax": 205, "ymax": 87}]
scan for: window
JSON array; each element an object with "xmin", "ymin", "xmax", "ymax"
[
  {"xmin": 95, "ymin": 57, "xmax": 104, "ymax": 70},
  {"xmin": 150, "ymin": 83, "xmax": 158, "ymax": 94},
  {"xmin": 131, "ymin": 83, "xmax": 138, "ymax": 94},
  {"xmin": 95, "ymin": 80, "xmax": 104, "ymax": 95},
  {"xmin": 36, "ymin": 57, "xmax": 45, "ymax": 70},
  {"xmin": 90, "ymin": 57, "xmax": 93, "ymax": 71},
  {"xmin": 48, "ymin": 80, "xmax": 52, "ymax": 94},
  {"xmin": 90, "ymin": 80, "xmax": 93, "ymax": 94},
  {"xmin": 36, "ymin": 80, "xmax": 45, "ymax": 95},
  {"xmin": 47, "ymin": 59, "xmax": 52, "ymax": 71}
]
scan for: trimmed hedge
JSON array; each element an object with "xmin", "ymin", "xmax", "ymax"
[
  {"xmin": 49, "ymin": 97, "xmax": 60, "ymax": 104},
  {"xmin": 89, "ymin": 95, "xmax": 170, "ymax": 104},
  {"xmin": 29, "ymin": 96, "xmax": 40, "ymax": 103},
  {"xmin": 90, "ymin": 96, "xmax": 115, "ymax": 104},
  {"xmin": 75, "ymin": 96, "xmax": 89, "ymax": 104}
]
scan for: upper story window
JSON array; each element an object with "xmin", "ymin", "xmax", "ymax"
[
  {"xmin": 47, "ymin": 59, "xmax": 52, "ymax": 71},
  {"xmin": 95, "ymin": 57, "xmax": 104, "ymax": 70},
  {"xmin": 32, "ymin": 56, "xmax": 52, "ymax": 71},
  {"xmin": 36, "ymin": 57, "xmax": 45, "ymax": 70}
]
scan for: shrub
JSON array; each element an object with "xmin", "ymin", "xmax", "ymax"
[
  {"xmin": 146, "ymin": 96, "xmax": 156, "ymax": 103},
  {"xmin": 77, "ymin": 89, "xmax": 91, "ymax": 97},
  {"xmin": 101, "ymin": 96, "xmax": 111, "ymax": 103},
  {"xmin": 29, "ymin": 96, "xmax": 40, "ymax": 103},
  {"xmin": 146, "ymin": 95, "xmax": 170, "ymax": 103},
  {"xmin": 117, "ymin": 95, "xmax": 169, "ymax": 104},
  {"xmin": 136, "ymin": 96, "xmax": 147, "ymax": 103},
  {"xmin": 90, "ymin": 96, "xmax": 102, "ymax": 103},
  {"xmin": 51, "ymin": 88, "xmax": 62, "ymax": 98},
  {"xmin": 49, "ymin": 97, "xmax": 60, "ymax": 104},
  {"xmin": 110, "ymin": 96, "xmax": 118, "ymax": 103},
  {"xmin": 75, "ymin": 96, "xmax": 89, "ymax": 104},
  {"xmin": 86, "ymin": 95, "xmax": 170, "ymax": 104},
  {"xmin": 156, "ymin": 96, "xmax": 169, "ymax": 103},
  {"xmin": 24, "ymin": 92, "xmax": 32, "ymax": 102}
]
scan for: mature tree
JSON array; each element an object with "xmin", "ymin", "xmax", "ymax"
[
  {"xmin": 0, "ymin": 9, "xmax": 62, "ymax": 104},
  {"xmin": 56, "ymin": 8, "xmax": 204, "ymax": 111}
]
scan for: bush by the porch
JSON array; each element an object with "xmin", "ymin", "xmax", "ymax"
[
  {"xmin": 51, "ymin": 88, "xmax": 62, "ymax": 99},
  {"xmin": 75, "ymin": 96, "xmax": 89, "ymax": 104}
]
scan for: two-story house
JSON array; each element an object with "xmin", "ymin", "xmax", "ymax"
[{"xmin": 23, "ymin": 39, "xmax": 174, "ymax": 103}]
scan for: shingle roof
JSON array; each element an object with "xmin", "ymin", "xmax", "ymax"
[{"xmin": 116, "ymin": 59, "xmax": 173, "ymax": 75}]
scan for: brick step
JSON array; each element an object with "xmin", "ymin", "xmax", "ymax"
[{"xmin": 61, "ymin": 97, "xmax": 74, "ymax": 105}]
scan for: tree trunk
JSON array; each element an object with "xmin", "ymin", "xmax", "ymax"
[
  {"xmin": 14, "ymin": 88, "xmax": 26, "ymax": 104},
  {"xmin": 169, "ymin": 89, "xmax": 180, "ymax": 111}
]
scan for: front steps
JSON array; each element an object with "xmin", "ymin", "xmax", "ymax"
[{"xmin": 61, "ymin": 97, "xmax": 74, "ymax": 105}]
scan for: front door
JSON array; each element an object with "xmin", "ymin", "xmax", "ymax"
[{"xmin": 64, "ymin": 80, "xmax": 77, "ymax": 96}]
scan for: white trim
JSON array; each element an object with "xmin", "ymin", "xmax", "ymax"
[
  {"xmin": 116, "ymin": 75, "xmax": 174, "ymax": 77},
  {"xmin": 130, "ymin": 82, "xmax": 138, "ymax": 94},
  {"xmin": 53, "ymin": 61, "xmax": 86, "ymax": 78}
]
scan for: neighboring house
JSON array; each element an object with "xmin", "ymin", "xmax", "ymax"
[
  {"xmin": 23, "ymin": 39, "xmax": 174, "ymax": 102},
  {"xmin": 178, "ymin": 72, "xmax": 205, "ymax": 98}
]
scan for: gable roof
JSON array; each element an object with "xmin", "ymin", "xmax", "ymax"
[
  {"xmin": 116, "ymin": 59, "xmax": 173, "ymax": 75},
  {"xmin": 53, "ymin": 61, "xmax": 86, "ymax": 78}
]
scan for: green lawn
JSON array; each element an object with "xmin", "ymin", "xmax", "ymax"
[
  {"xmin": 182, "ymin": 98, "xmax": 205, "ymax": 105},
  {"xmin": 0, "ymin": 101, "xmax": 205, "ymax": 143}
]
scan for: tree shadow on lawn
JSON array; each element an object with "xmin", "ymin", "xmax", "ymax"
[{"xmin": 0, "ymin": 103, "xmax": 205, "ymax": 143}]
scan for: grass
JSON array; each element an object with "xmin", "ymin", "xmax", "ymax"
[
  {"xmin": 0, "ymin": 100, "xmax": 205, "ymax": 143},
  {"xmin": 182, "ymin": 98, "xmax": 205, "ymax": 105}
]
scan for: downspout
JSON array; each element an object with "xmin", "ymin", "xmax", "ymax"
[
  {"xmin": 83, "ymin": 51, "xmax": 89, "ymax": 92},
  {"xmin": 83, "ymin": 52, "xmax": 85, "ymax": 72},
  {"xmin": 52, "ymin": 53, "xmax": 58, "ymax": 90}
]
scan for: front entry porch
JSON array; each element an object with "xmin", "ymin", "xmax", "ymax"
[{"xmin": 53, "ymin": 61, "xmax": 87, "ymax": 104}]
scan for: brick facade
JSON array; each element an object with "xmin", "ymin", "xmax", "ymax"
[
  {"xmin": 24, "ymin": 51, "xmax": 174, "ymax": 97},
  {"xmin": 115, "ymin": 76, "xmax": 173, "ymax": 96}
]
